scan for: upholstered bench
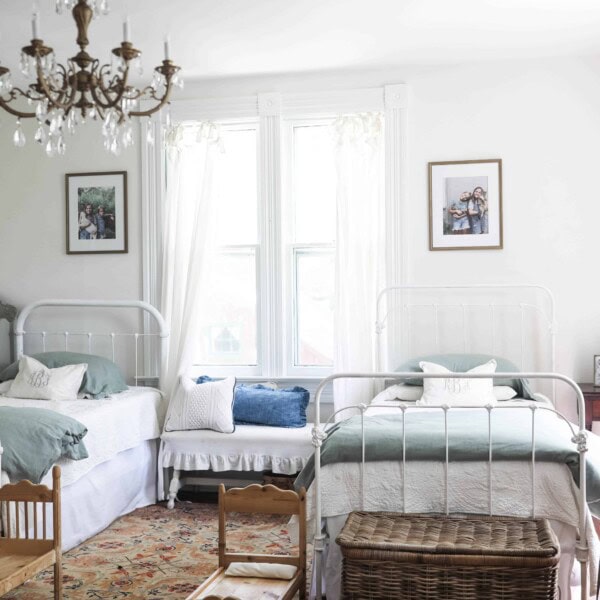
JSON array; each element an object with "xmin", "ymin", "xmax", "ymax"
[{"xmin": 160, "ymin": 424, "xmax": 314, "ymax": 509}]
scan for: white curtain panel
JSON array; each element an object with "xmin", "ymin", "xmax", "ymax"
[
  {"xmin": 160, "ymin": 123, "xmax": 223, "ymax": 401},
  {"xmin": 333, "ymin": 113, "xmax": 385, "ymax": 418}
]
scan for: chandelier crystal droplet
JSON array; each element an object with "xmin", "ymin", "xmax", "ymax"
[{"xmin": 0, "ymin": 0, "xmax": 181, "ymax": 155}]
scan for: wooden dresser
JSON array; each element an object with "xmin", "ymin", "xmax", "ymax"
[{"xmin": 578, "ymin": 383, "xmax": 600, "ymax": 431}]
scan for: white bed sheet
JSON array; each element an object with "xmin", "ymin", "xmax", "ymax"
[{"xmin": 0, "ymin": 386, "xmax": 165, "ymax": 487}]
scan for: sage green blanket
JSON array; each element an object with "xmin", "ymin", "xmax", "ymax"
[
  {"xmin": 296, "ymin": 408, "xmax": 600, "ymax": 515},
  {"xmin": 0, "ymin": 406, "xmax": 88, "ymax": 483}
]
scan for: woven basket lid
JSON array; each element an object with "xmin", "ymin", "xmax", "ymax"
[{"xmin": 336, "ymin": 512, "xmax": 560, "ymax": 559}]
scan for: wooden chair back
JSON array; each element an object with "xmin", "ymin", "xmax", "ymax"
[
  {"xmin": 218, "ymin": 483, "xmax": 306, "ymax": 573},
  {"xmin": 0, "ymin": 466, "xmax": 61, "ymax": 553},
  {"xmin": 0, "ymin": 466, "xmax": 62, "ymax": 599}
]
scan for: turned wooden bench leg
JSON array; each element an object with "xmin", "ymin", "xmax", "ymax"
[{"xmin": 167, "ymin": 469, "xmax": 181, "ymax": 509}]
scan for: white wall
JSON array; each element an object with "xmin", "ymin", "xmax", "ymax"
[
  {"xmin": 1, "ymin": 55, "xmax": 599, "ymax": 408},
  {"xmin": 183, "ymin": 55, "xmax": 600, "ymax": 394},
  {"xmin": 0, "ymin": 121, "xmax": 141, "ymax": 366}
]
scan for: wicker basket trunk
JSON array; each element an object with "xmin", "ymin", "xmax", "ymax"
[{"xmin": 336, "ymin": 512, "xmax": 560, "ymax": 600}]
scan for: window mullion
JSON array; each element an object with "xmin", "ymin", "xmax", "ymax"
[{"xmin": 258, "ymin": 97, "xmax": 283, "ymax": 378}]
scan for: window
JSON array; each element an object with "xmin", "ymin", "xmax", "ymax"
[
  {"xmin": 197, "ymin": 125, "xmax": 259, "ymax": 369},
  {"xmin": 196, "ymin": 119, "xmax": 338, "ymax": 378},
  {"xmin": 286, "ymin": 121, "xmax": 336, "ymax": 373}
]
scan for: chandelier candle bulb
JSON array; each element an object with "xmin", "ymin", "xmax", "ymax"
[
  {"xmin": 164, "ymin": 37, "xmax": 170, "ymax": 60},
  {"xmin": 123, "ymin": 17, "xmax": 130, "ymax": 42},
  {"xmin": 32, "ymin": 13, "xmax": 40, "ymax": 40}
]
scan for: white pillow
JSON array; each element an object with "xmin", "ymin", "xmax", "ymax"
[
  {"xmin": 417, "ymin": 359, "xmax": 497, "ymax": 407},
  {"xmin": 371, "ymin": 384, "xmax": 423, "ymax": 403},
  {"xmin": 493, "ymin": 385, "xmax": 518, "ymax": 401},
  {"xmin": 8, "ymin": 355, "xmax": 87, "ymax": 401},
  {"xmin": 164, "ymin": 375, "xmax": 236, "ymax": 433},
  {"xmin": 225, "ymin": 562, "xmax": 297, "ymax": 580}
]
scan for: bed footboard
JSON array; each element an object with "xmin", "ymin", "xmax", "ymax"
[{"xmin": 311, "ymin": 372, "xmax": 589, "ymax": 600}]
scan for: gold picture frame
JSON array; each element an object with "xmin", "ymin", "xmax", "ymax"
[{"xmin": 428, "ymin": 159, "xmax": 503, "ymax": 251}]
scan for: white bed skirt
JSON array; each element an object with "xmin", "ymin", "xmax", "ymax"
[{"xmin": 49, "ymin": 440, "xmax": 157, "ymax": 551}]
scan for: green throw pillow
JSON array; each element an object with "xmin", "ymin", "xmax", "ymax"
[{"xmin": 0, "ymin": 351, "xmax": 127, "ymax": 399}]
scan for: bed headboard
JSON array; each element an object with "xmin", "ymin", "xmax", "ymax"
[
  {"xmin": 375, "ymin": 284, "xmax": 555, "ymax": 395},
  {"xmin": 13, "ymin": 299, "xmax": 169, "ymax": 388}
]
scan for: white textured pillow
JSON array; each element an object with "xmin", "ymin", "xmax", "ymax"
[
  {"xmin": 164, "ymin": 376, "xmax": 236, "ymax": 433},
  {"xmin": 225, "ymin": 562, "xmax": 297, "ymax": 580},
  {"xmin": 371, "ymin": 384, "xmax": 423, "ymax": 404},
  {"xmin": 8, "ymin": 355, "xmax": 87, "ymax": 401},
  {"xmin": 493, "ymin": 385, "xmax": 518, "ymax": 401},
  {"xmin": 417, "ymin": 359, "xmax": 497, "ymax": 407}
]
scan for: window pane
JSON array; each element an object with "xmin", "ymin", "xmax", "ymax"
[
  {"xmin": 292, "ymin": 124, "xmax": 336, "ymax": 244},
  {"xmin": 295, "ymin": 250, "xmax": 334, "ymax": 366},
  {"xmin": 215, "ymin": 128, "xmax": 258, "ymax": 245},
  {"xmin": 198, "ymin": 250, "xmax": 257, "ymax": 365}
]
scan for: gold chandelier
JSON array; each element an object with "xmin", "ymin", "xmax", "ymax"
[{"xmin": 0, "ymin": 0, "xmax": 182, "ymax": 156}]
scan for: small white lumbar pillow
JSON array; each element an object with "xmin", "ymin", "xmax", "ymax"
[
  {"xmin": 417, "ymin": 359, "xmax": 497, "ymax": 407},
  {"xmin": 371, "ymin": 383, "xmax": 516, "ymax": 404},
  {"xmin": 493, "ymin": 385, "xmax": 518, "ymax": 401},
  {"xmin": 370, "ymin": 384, "xmax": 423, "ymax": 404},
  {"xmin": 8, "ymin": 355, "xmax": 87, "ymax": 401},
  {"xmin": 164, "ymin": 375, "xmax": 236, "ymax": 433},
  {"xmin": 225, "ymin": 562, "xmax": 298, "ymax": 580}
]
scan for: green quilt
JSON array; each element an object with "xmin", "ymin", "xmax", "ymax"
[{"xmin": 296, "ymin": 408, "xmax": 600, "ymax": 515}]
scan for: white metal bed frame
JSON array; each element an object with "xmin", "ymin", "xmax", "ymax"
[
  {"xmin": 13, "ymin": 299, "xmax": 169, "ymax": 388},
  {"xmin": 311, "ymin": 285, "xmax": 589, "ymax": 600},
  {"xmin": 0, "ymin": 298, "xmax": 169, "ymax": 485}
]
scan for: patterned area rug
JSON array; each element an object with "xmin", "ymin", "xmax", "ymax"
[{"xmin": 2, "ymin": 501, "xmax": 308, "ymax": 599}]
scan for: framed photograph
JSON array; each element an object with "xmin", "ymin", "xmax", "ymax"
[
  {"xmin": 594, "ymin": 355, "xmax": 600, "ymax": 387},
  {"xmin": 66, "ymin": 171, "xmax": 128, "ymax": 254},
  {"xmin": 428, "ymin": 159, "xmax": 503, "ymax": 251}
]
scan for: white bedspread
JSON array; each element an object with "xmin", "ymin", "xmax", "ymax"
[{"xmin": 0, "ymin": 386, "xmax": 165, "ymax": 487}]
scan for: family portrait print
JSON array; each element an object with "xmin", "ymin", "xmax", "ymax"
[
  {"xmin": 445, "ymin": 177, "xmax": 489, "ymax": 236},
  {"xmin": 66, "ymin": 171, "xmax": 128, "ymax": 254},
  {"xmin": 429, "ymin": 159, "xmax": 502, "ymax": 251},
  {"xmin": 78, "ymin": 186, "xmax": 117, "ymax": 240}
]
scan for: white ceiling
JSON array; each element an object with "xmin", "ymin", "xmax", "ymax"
[{"xmin": 1, "ymin": 0, "xmax": 600, "ymax": 82}]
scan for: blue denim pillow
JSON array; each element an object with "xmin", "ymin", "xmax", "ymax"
[
  {"xmin": 234, "ymin": 385, "xmax": 309, "ymax": 428},
  {"xmin": 195, "ymin": 377, "xmax": 310, "ymax": 428}
]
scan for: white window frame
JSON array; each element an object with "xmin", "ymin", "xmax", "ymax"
[
  {"xmin": 141, "ymin": 85, "xmax": 409, "ymax": 390},
  {"xmin": 282, "ymin": 117, "xmax": 337, "ymax": 378}
]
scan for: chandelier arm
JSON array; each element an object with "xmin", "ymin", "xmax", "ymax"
[
  {"xmin": 0, "ymin": 95, "xmax": 36, "ymax": 119},
  {"xmin": 92, "ymin": 66, "xmax": 132, "ymax": 110},
  {"xmin": 35, "ymin": 63, "xmax": 76, "ymax": 113},
  {"xmin": 128, "ymin": 84, "xmax": 175, "ymax": 117},
  {"xmin": 89, "ymin": 82, "xmax": 122, "ymax": 110},
  {"xmin": 87, "ymin": 63, "xmax": 119, "ymax": 109}
]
